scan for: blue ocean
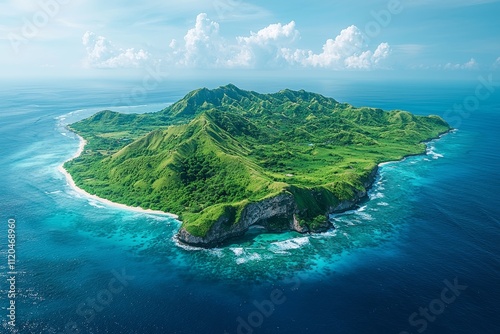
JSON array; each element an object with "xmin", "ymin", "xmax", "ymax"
[{"xmin": 0, "ymin": 78, "xmax": 499, "ymax": 334}]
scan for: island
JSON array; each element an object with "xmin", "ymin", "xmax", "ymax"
[{"xmin": 64, "ymin": 84, "xmax": 450, "ymax": 247}]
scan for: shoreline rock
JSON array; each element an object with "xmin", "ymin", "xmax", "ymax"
[{"xmin": 176, "ymin": 165, "xmax": 380, "ymax": 248}]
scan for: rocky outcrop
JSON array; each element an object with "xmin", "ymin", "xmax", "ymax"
[
  {"xmin": 176, "ymin": 166, "xmax": 379, "ymax": 247},
  {"xmin": 177, "ymin": 193, "xmax": 298, "ymax": 247},
  {"xmin": 328, "ymin": 165, "xmax": 379, "ymax": 213}
]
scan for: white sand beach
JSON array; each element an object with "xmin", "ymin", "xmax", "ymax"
[{"xmin": 59, "ymin": 133, "xmax": 178, "ymax": 219}]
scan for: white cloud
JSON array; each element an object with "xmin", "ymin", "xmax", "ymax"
[
  {"xmin": 463, "ymin": 58, "xmax": 479, "ymax": 69},
  {"xmin": 177, "ymin": 13, "xmax": 223, "ymax": 67},
  {"xmin": 169, "ymin": 14, "xmax": 299, "ymax": 68},
  {"xmin": 82, "ymin": 31, "xmax": 150, "ymax": 69},
  {"xmin": 237, "ymin": 21, "xmax": 298, "ymax": 46},
  {"xmin": 444, "ymin": 58, "xmax": 479, "ymax": 70},
  {"xmin": 493, "ymin": 57, "xmax": 500, "ymax": 69},
  {"xmin": 347, "ymin": 42, "xmax": 391, "ymax": 69},
  {"xmin": 168, "ymin": 15, "xmax": 391, "ymax": 70},
  {"xmin": 232, "ymin": 21, "xmax": 299, "ymax": 67},
  {"xmin": 282, "ymin": 26, "xmax": 391, "ymax": 69}
]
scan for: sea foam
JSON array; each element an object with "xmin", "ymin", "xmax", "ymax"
[{"xmin": 269, "ymin": 237, "xmax": 310, "ymax": 253}]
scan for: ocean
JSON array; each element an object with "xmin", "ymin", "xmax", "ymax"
[{"xmin": 0, "ymin": 78, "xmax": 499, "ymax": 334}]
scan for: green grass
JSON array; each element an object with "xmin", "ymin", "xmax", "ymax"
[{"xmin": 65, "ymin": 84, "xmax": 451, "ymax": 238}]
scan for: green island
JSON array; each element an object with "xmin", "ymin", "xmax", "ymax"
[{"xmin": 65, "ymin": 84, "xmax": 450, "ymax": 247}]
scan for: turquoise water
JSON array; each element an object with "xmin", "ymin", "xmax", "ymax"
[{"xmin": 0, "ymin": 80, "xmax": 499, "ymax": 333}]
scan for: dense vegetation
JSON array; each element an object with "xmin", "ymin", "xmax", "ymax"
[{"xmin": 65, "ymin": 84, "xmax": 450, "ymax": 237}]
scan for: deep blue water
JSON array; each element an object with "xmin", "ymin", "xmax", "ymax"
[{"xmin": 0, "ymin": 79, "xmax": 499, "ymax": 334}]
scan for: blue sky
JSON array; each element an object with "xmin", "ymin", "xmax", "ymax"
[{"xmin": 1, "ymin": 0, "xmax": 500, "ymax": 80}]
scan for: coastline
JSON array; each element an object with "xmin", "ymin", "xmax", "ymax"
[
  {"xmin": 377, "ymin": 129, "xmax": 451, "ymax": 168},
  {"xmin": 328, "ymin": 130, "xmax": 451, "ymax": 220},
  {"xmin": 59, "ymin": 132, "xmax": 178, "ymax": 218},
  {"xmin": 60, "ymin": 126, "xmax": 450, "ymax": 247}
]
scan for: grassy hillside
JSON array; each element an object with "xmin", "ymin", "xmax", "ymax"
[{"xmin": 65, "ymin": 84, "xmax": 450, "ymax": 239}]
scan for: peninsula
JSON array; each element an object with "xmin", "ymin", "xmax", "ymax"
[{"xmin": 64, "ymin": 84, "xmax": 450, "ymax": 247}]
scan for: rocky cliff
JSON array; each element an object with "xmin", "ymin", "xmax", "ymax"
[
  {"xmin": 328, "ymin": 165, "xmax": 379, "ymax": 213},
  {"xmin": 176, "ymin": 165, "xmax": 379, "ymax": 247}
]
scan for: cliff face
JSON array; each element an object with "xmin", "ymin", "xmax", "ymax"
[
  {"xmin": 177, "ymin": 193, "xmax": 297, "ymax": 247},
  {"xmin": 329, "ymin": 165, "xmax": 379, "ymax": 213},
  {"xmin": 176, "ymin": 166, "xmax": 379, "ymax": 247}
]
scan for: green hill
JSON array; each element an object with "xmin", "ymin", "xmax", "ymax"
[{"xmin": 65, "ymin": 84, "xmax": 450, "ymax": 247}]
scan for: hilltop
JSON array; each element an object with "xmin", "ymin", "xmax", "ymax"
[{"xmin": 65, "ymin": 84, "xmax": 450, "ymax": 247}]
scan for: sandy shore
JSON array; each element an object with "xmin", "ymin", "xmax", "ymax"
[{"xmin": 59, "ymin": 133, "xmax": 178, "ymax": 218}]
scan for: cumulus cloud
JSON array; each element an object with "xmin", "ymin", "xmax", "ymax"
[
  {"xmin": 168, "ymin": 14, "xmax": 391, "ymax": 70},
  {"xmin": 444, "ymin": 58, "xmax": 479, "ymax": 70},
  {"xmin": 232, "ymin": 21, "xmax": 299, "ymax": 67},
  {"xmin": 81, "ymin": 14, "xmax": 392, "ymax": 71},
  {"xmin": 282, "ymin": 26, "xmax": 386, "ymax": 69},
  {"xmin": 281, "ymin": 26, "xmax": 391, "ymax": 69},
  {"xmin": 169, "ymin": 14, "xmax": 299, "ymax": 68},
  {"xmin": 82, "ymin": 31, "xmax": 150, "ymax": 69},
  {"xmin": 172, "ymin": 13, "xmax": 223, "ymax": 67},
  {"xmin": 237, "ymin": 21, "xmax": 298, "ymax": 46}
]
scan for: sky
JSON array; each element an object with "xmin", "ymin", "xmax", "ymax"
[{"xmin": 1, "ymin": 0, "xmax": 500, "ymax": 81}]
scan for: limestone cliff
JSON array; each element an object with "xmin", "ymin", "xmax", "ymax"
[
  {"xmin": 177, "ymin": 193, "xmax": 297, "ymax": 247},
  {"xmin": 176, "ymin": 166, "xmax": 379, "ymax": 247}
]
